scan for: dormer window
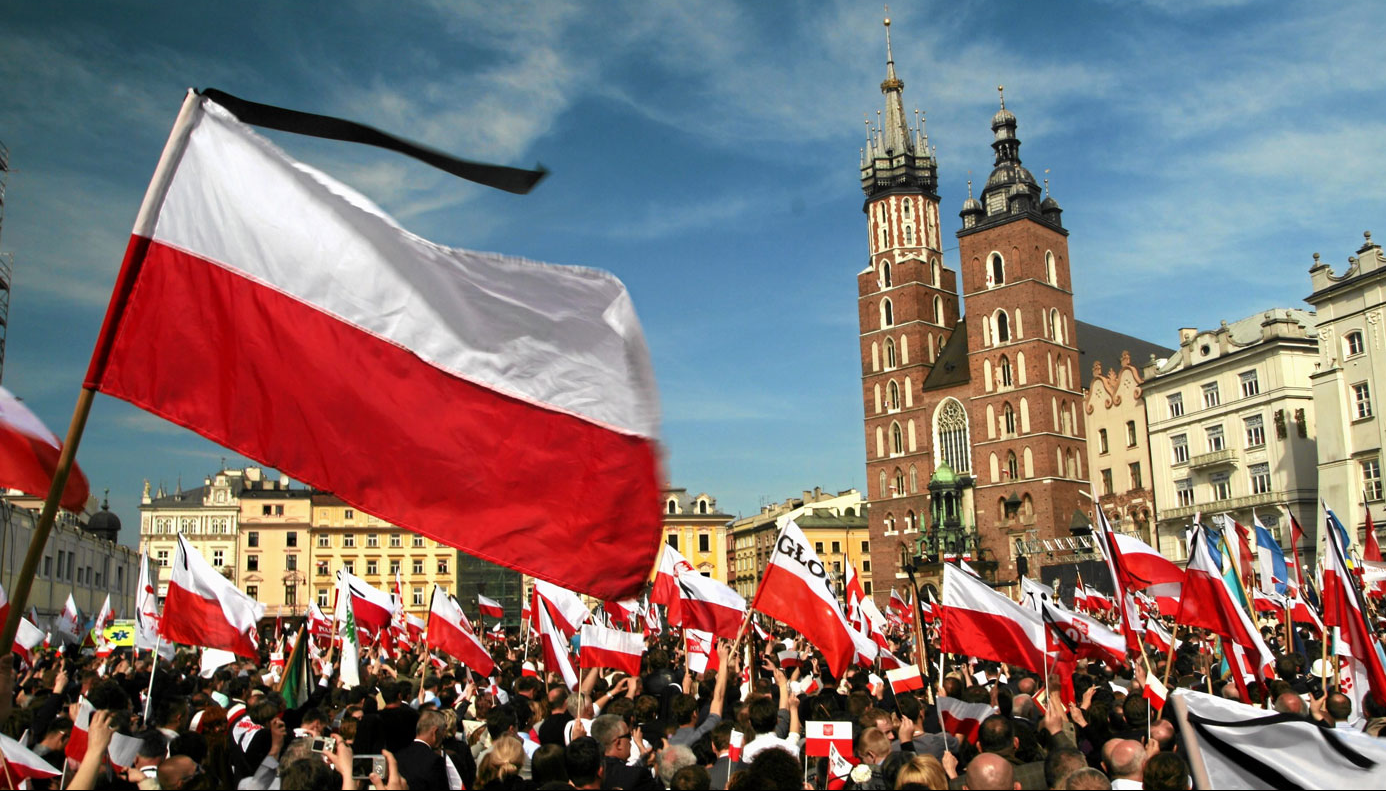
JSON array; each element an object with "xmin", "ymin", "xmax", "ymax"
[
  {"xmin": 666, "ymin": 499, "xmax": 677, "ymax": 514},
  {"xmin": 697, "ymin": 500, "xmax": 708, "ymax": 514}
]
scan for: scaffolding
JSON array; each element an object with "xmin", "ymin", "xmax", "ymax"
[{"xmin": 0, "ymin": 141, "xmax": 11, "ymax": 385}]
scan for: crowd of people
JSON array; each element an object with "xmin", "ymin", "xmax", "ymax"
[{"xmin": 1, "ymin": 607, "xmax": 1383, "ymax": 791}]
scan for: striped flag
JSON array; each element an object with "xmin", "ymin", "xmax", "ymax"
[{"xmin": 579, "ymin": 622, "xmax": 644, "ymax": 676}]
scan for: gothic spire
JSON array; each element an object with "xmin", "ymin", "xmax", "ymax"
[
  {"xmin": 860, "ymin": 14, "xmax": 937, "ymax": 200},
  {"xmin": 879, "ymin": 14, "xmax": 912, "ymax": 157}
]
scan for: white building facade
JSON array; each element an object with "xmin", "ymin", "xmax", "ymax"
[{"xmin": 139, "ymin": 468, "xmax": 257, "ymax": 602}]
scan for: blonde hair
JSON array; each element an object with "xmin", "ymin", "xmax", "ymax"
[
  {"xmin": 895, "ymin": 754, "xmax": 948, "ymax": 790},
  {"xmin": 478, "ymin": 735, "xmax": 524, "ymax": 785}
]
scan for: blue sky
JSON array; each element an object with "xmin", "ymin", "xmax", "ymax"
[{"xmin": 2, "ymin": 0, "xmax": 1384, "ymax": 545}]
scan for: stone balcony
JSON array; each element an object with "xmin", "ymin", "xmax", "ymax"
[
  {"xmin": 1158, "ymin": 490, "xmax": 1280, "ymax": 521},
  {"xmin": 1188, "ymin": 448, "xmax": 1239, "ymax": 470}
]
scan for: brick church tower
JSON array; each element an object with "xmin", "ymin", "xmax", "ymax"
[{"xmin": 857, "ymin": 20, "xmax": 1087, "ymax": 605}]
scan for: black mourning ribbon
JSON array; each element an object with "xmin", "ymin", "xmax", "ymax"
[{"xmin": 198, "ymin": 88, "xmax": 548, "ymax": 195}]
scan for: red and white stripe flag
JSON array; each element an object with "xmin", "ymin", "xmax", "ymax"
[
  {"xmin": 686, "ymin": 628, "xmax": 720, "ymax": 675},
  {"xmin": 1142, "ymin": 676, "xmax": 1169, "ymax": 711},
  {"xmin": 936, "ymin": 696, "xmax": 995, "ymax": 742},
  {"xmin": 536, "ymin": 595, "xmax": 578, "ymax": 690},
  {"xmin": 337, "ymin": 570, "xmax": 394, "ymax": 636},
  {"xmin": 1041, "ymin": 602, "xmax": 1127, "ymax": 668},
  {"xmin": 843, "ymin": 561, "xmax": 868, "ymax": 633},
  {"xmin": 533, "ymin": 580, "xmax": 589, "ymax": 636},
  {"xmin": 676, "ymin": 572, "xmax": 746, "ymax": 640},
  {"xmin": 777, "ymin": 649, "xmax": 800, "ymax": 669},
  {"xmin": 826, "ymin": 741, "xmax": 856, "ymax": 791},
  {"xmin": 306, "ymin": 600, "xmax": 333, "ymax": 640},
  {"xmin": 579, "ymin": 622, "xmax": 644, "ymax": 676},
  {"xmin": 942, "ymin": 564, "xmax": 1047, "ymax": 675},
  {"xmin": 163, "ymin": 534, "xmax": 264, "ymax": 657},
  {"xmin": 805, "ymin": 721, "xmax": 854, "ymax": 758},
  {"xmin": 1322, "ymin": 504, "xmax": 1386, "ymax": 706},
  {"xmin": 13, "ymin": 617, "xmax": 46, "ymax": 668},
  {"xmin": 1143, "ymin": 617, "xmax": 1180, "ymax": 655},
  {"xmin": 65, "ymin": 697, "xmax": 95, "ymax": 763},
  {"xmin": 886, "ymin": 665, "xmax": 924, "ymax": 694},
  {"xmin": 888, "ymin": 588, "xmax": 913, "ymax": 625},
  {"xmin": 1176, "ymin": 524, "xmax": 1275, "ymax": 695},
  {"xmin": 427, "ymin": 586, "xmax": 495, "ymax": 677},
  {"xmin": 478, "ymin": 594, "xmax": 504, "ymax": 620},
  {"xmin": 85, "ymin": 90, "xmax": 661, "ymax": 601},
  {"xmin": 0, "ymin": 386, "xmax": 90, "ymax": 512},
  {"xmin": 1, "ymin": 732, "xmax": 63, "ymax": 783},
  {"xmin": 651, "ymin": 544, "xmax": 694, "ymax": 626},
  {"xmin": 752, "ymin": 520, "xmax": 876, "ymax": 677},
  {"xmin": 603, "ymin": 598, "xmax": 639, "ymax": 628},
  {"xmin": 728, "ymin": 730, "xmax": 744, "ymax": 762}
]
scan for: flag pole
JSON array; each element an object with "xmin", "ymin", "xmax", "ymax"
[{"xmin": 142, "ymin": 637, "xmax": 161, "ymax": 725}]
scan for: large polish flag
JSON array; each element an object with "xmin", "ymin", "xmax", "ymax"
[
  {"xmin": 0, "ymin": 386, "xmax": 90, "ymax": 512},
  {"xmin": 579, "ymin": 622, "xmax": 645, "ymax": 676},
  {"xmin": 1176, "ymin": 525, "xmax": 1275, "ymax": 684},
  {"xmin": 163, "ymin": 534, "xmax": 264, "ymax": 657},
  {"xmin": 426, "ymin": 586, "xmax": 495, "ymax": 677},
  {"xmin": 338, "ymin": 570, "xmax": 395, "ymax": 635},
  {"xmin": 941, "ymin": 564, "xmax": 1047, "ymax": 675},
  {"xmin": 536, "ymin": 596, "xmax": 578, "ymax": 690},
  {"xmin": 533, "ymin": 580, "xmax": 589, "ymax": 636},
  {"xmin": 83, "ymin": 91, "xmax": 662, "ymax": 601},
  {"xmin": 675, "ymin": 571, "xmax": 746, "ymax": 640},
  {"xmin": 752, "ymin": 520, "xmax": 875, "ymax": 678},
  {"xmin": 651, "ymin": 544, "xmax": 694, "ymax": 626},
  {"xmin": 1, "ymin": 733, "xmax": 62, "ymax": 784},
  {"xmin": 1322, "ymin": 504, "xmax": 1386, "ymax": 706}
]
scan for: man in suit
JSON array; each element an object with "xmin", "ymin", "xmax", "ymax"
[
  {"xmin": 395, "ymin": 710, "xmax": 449, "ymax": 791},
  {"xmin": 590, "ymin": 714, "xmax": 660, "ymax": 790},
  {"xmin": 708, "ymin": 721, "xmax": 743, "ymax": 789}
]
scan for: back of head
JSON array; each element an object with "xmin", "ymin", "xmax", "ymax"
[
  {"xmin": 855, "ymin": 727, "xmax": 891, "ymax": 765},
  {"xmin": 963, "ymin": 753, "xmax": 1015, "ymax": 790},
  {"xmin": 895, "ymin": 754, "xmax": 947, "ymax": 790},
  {"xmin": 479, "ymin": 735, "xmax": 525, "ymax": 785},
  {"xmin": 417, "ymin": 709, "xmax": 445, "ymax": 739},
  {"xmin": 565, "ymin": 736, "xmax": 603, "ymax": 787},
  {"xmin": 156, "ymin": 755, "xmax": 199, "ymax": 791},
  {"xmin": 1273, "ymin": 692, "xmax": 1306, "ymax": 716},
  {"xmin": 657, "ymin": 744, "xmax": 697, "ymax": 786},
  {"xmin": 978, "ymin": 715, "xmax": 1015, "ymax": 753},
  {"xmin": 1104, "ymin": 739, "xmax": 1146, "ymax": 780},
  {"xmin": 532, "ymin": 742, "xmax": 568, "ymax": 785},
  {"xmin": 745, "ymin": 747, "xmax": 802, "ymax": 790},
  {"xmin": 590, "ymin": 713, "xmax": 625, "ymax": 752},
  {"xmin": 280, "ymin": 756, "xmax": 339, "ymax": 791},
  {"xmin": 711, "ymin": 720, "xmax": 736, "ymax": 752},
  {"xmin": 1142, "ymin": 752, "xmax": 1190, "ymax": 791},
  {"xmin": 672, "ymin": 692, "xmax": 698, "ymax": 726},
  {"xmin": 671, "ymin": 764, "xmax": 712, "ymax": 790},
  {"xmin": 1045, "ymin": 746, "xmax": 1087, "ymax": 789},
  {"xmin": 137, "ymin": 730, "xmax": 167, "ymax": 761},
  {"xmin": 1326, "ymin": 692, "xmax": 1352, "ymax": 722},
  {"xmin": 1063, "ymin": 767, "xmax": 1113, "ymax": 789},
  {"xmin": 748, "ymin": 696, "xmax": 778, "ymax": 735},
  {"xmin": 486, "ymin": 704, "xmax": 517, "ymax": 739}
]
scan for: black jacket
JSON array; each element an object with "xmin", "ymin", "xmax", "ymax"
[{"xmin": 395, "ymin": 739, "xmax": 448, "ymax": 790}]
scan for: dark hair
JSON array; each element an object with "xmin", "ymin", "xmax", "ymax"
[
  {"xmin": 670, "ymin": 764, "xmax": 712, "ymax": 790},
  {"xmin": 1045, "ymin": 746, "xmax": 1087, "ymax": 789},
  {"xmin": 672, "ymin": 693, "xmax": 698, "ymax": 726},
  {"xmin": 1122, "ymin": 694, "xmax": 1148, "ymax": 730},
  {"xmin": 300, "ymin": 708, "xmax": 327, "ymax": 726},
  {"xmin": 280, "ymin": 757, "xmax": 339, "ymax": 790},
  {"xmin": 137, "ymin": 730, "xmax": 167, "ymax": 759},
  {"xmin": 745, "ymin": 747, "xmax": 801, "ymax": 790},
  {"xmin": 711, "ymin": 720, "xmax": 736, "ymax": 752},
  {"xmin": 977, "ymin": 715, "xmax": 1014, "ymax": 753},
  {"xmin": 531, "ymin": 743, "xmax": 568, "ymax": 786},
  {"xmin": 1326, "ymin": 693, "xmax": 1352, "ymax": 721},
  {"xmin": 168, "ymin": 731, "xmax": 207, "ymax": 764},
  {"xmin": 486, "ymin": 705, "xmax": 518, "ymax": 739},
  {"xmin": 1142, "ymin": 752, "xmax": 1190, "ymax": 791},
  {"xmin": 896, "ymin": 692, "xmax": 921, "ymax": 722},
  {"xmin": 565, "ymin": 736, "xmax": 603, "ymax": 786},
  {"xmin": 748, "ymin": 697, "xmax": 778, "ymax": 735}
]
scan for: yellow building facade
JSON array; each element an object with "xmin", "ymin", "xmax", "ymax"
[
  {"xmin": 659, "ymin": 488, "xmax": 732, "ymax": 582},
  {"xmin": 729, "ymin": 488, "xmax": 872, "ymax": 600},
  {"xmin": 238, "ymin": 481, "xmax": 313, "ymax": 618}
]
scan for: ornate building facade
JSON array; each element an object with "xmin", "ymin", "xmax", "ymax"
[
  {"xmin": 858, "ymin": 19, "xmax": 1089, "ymax": 603},
  {"xmin": 728, "ymin": 488, "xmax": 869, "ymax": 601},
  {"xmin": 1084, "ymin": 353, "xmax": 1158, "ymax": 544}
]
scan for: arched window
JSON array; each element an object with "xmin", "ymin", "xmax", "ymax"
[
  {"xmin": 933, "ymin": 398, "xmax": 972, "ymax": 472},
  {"xmin": 904, "ymin": 225, "xmax": 914, "ymax": 245},
  {"xmin": 666, "ymin": 499, "xmax": 677, "ymax": 514},
  {"xmin": 884, "ymin": 512, "xmax": 895, "ymax": 532},
  {"xmin": 934, "ymin": 295, "xmax": 944, "ymax": 324},
  {"xmin": 1346, "ymin": 331, "xmax": 1365, "ymax": 357},
  {"xmin": 996, "ymin": 311, "xmax": 1010, "ymax": 343},
  {"xmin": 891, "ymin": 422, "xmax": 904, "ymax": 455},
  {"xmin": 929, "ymin": 333, "xmax": 936, "ymax": 362},
  {"xmin": 879, "ymin": 225, "xmax": 888, "ymax": 251},
  {"xmin": 879, "ymin": 471, "xmax": 888, "ymax": 499},
  {"xmin": 882, "ymin": 261, "xmax": 892, "ymax": 288},
  {"xmin": 990, "ymin": 253, "xmax": 1005, "ymax": 286},
  {"xmin": 1045, "ymin": 250, "xmax": 1056, "ymax": 285},
  {"xmin": 999, "ymin": 356, "xmax": 1013, "ymax": 387},
  {"xmin": 885, "ymin": 337, "xmax": 897, "ymax": 368},
  {"xmin": 902, "ymin": 199, "xmax": 912, "ymax": 218},
  {"xmin": 894, "ymin": 468, "xmax": 905, "ymax": 497},
  {"xmin": 888, "ymin": 380, "xmax": 901, "ymax": 410},
  {"xmin": 1003, "ymin": 403, "xmax": 1016, "ymax": 435},
  {"xmin": 875, "ymin": 427, "xmax": 884, "ymax": 458},
  {"xmin": 698, "ymin": 500, "xmax": 708, "ymax": 514},
  {"xmin": 905, "ymin": 510, "xmax": 915, "ymax": 532},
  {"xmin": 909, "ymin": 464, "xmax": 918, "ymax": 493},
  {"xmin": 1007, "ymin": 451, "xmax": 1019, "ymax": 480},
  {"xmin": 881, "ymin": 298, "xmax": 894, "ymax": 328}
]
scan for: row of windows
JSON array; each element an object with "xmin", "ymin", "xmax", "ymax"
[
  {"xmin": 1170, "ymin": 414, "xmax": 1269, "ymax": 463},
  {"xmin": 1166, "ymin": 371, "xmax": 1264, "ymax": 418},
  {"xmin": 40, "ymin": 549, "xmax": 122, "ymax": 590},
  {"xmin": 1100, "ymin": 462, "xmax": 1144, "ymax": 495},
  {"xmin": 315, "ymin": 533, "xmax": 427, "ymax": 549},
  {"xmin": 665, "ymin": 533, "xmax": 715, "ymax": 553},
  {"xmin": 987, "ymin": 446, "xmax": 1084, "ymax": 483},
  {"xmin": 870, "ymin": 331, "xmax": 950, "ymax": 373},
  {"xmin": 665, "ymin": 498, "xmax": 713, "ymax": 514},
  {"xmin": 1097, "ymin": 421, "xmax": 1141, "ymax": 454},
  {"xmin": 1173, "ymin": 463, "xmax": 1272, "ymax": 506},
  {"xmin": 246, "ymin": 530, "xmax": 298, "ymax": 548},
  {"xmin": 877, "ymin": 257, "xmax": 943, "ymax": 291},
  {"xmin": 149, "ymin": 516, "xmax": 233, "ymax": 534},
  {"xmin": 872, "ymin": 198, "xmax": 936, "ymax": 254},
  {"xmin": 984, "ymin": 251, "xmax": 1061, "ymax": 289},
  {"xmin": 308, "ymin": 558, "xmax": 449, "ymax": 576}
]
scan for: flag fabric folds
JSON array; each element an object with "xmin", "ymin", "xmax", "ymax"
[
  {"xmin": 805, "ymin": 721, "xmax": 854, "ymax": 759},
  {"xmin": 0, "ymin": 385, "xmax": 90, "ymax": 511},
  {"xmin": 278, "ymin": 627, "xmax": 312, "ymax": 710},
  {"xmin": 533, "ymin": 580, "xmax": 589, "ymax": 636},
  {"xmin": 675, "ymin": 571, "xmax": 746, "ymax": 640},
  {"xmin": 536, "ymin": 595, "xmax": 578, "ymax": 690},
  {"xmin": 651, "ymin": 544, "xmax": 694, "ymax": 626},
  {"xmin": 1041, "ymin": 602, "xmax": 1126, "ymax": 668},
  {"xmin": 941, "ymin": 564, "xmax": 1047, "ymax": 675},
  {"xmin": 752, "ymin": 520, "xmax": 874, "ymax": 678},
  {"xmin": 163, "ymin": 534, "xmax": 264, "ymax": 657},
  {"xmin": 336, "ymin": 570, "xmax": 394, "ymax": 636},
  {"xmin": 477, "ymin": 594, "xmax": 504, "ymax": 620},
  {"xmin": 84, "ymin": 90, "xmax": 661, "ymax": 601},
  {"xmin": 134, "ymin": 552, "xmax": 160, "ymax": 651},
  {"xmin": 427, "ymin": 586, "xmax": 496, "ymax": 677},
  {"xmin": 1, "ymin": 733, "xmax": 63, "ymax": 783},
  {"xmin": 885, "ymin": 666, "xmax": 924, "ymax": 694},
  {"xmin": 579, "ymin": 622, "xmax": 644, "ymax": 676},
  {"xmin": 1252, "ymin": 515, "xmax": 1288, "ymax": 595},
  {"xmin": 1175, "ymin": 525, "xmax": 1275, "ymax": 690},
  {"xmin": 1321, "ymin": 503, "xmax": 1386, "ymax": 706},
  {"xmin": 936, "ymin": 697, "xmax": 995, "ymax": 743},
  {"xmin": 13, "ymin": 617, "xmax": 45, "ymax": 667}
]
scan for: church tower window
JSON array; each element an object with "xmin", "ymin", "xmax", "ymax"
[
  {"xmin": 934, "ymin": 398, "xmax": 972, "ymax": 473},
  {"xmin": 990, "ymin": 253, "xmax": 1005, "ymax": 286}
]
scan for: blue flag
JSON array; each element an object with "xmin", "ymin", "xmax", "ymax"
[{"xmin": 1253, "ymin": 519, "xmax": 1289, "ymax": 595}]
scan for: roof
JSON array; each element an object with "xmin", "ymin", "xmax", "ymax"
[
  {"xmin": 1151, "ymin": 308, "xmax": 1316, "ymax": 376},
  {"xmin": 921, "ymin": 317, "xmax": 972, "ymax": 391},
  {"xmin": 1076, "ymin": 321, "xmax": 1174, "ymax": 388}
]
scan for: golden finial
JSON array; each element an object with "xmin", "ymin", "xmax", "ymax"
[
  {"xmin": 1044, "ymin": 168, "xmax": 1050, "ymax": 197},
  {"xmin": 883, "ymin": 6, "xmax": 894, "ymax": 63},
  {"xmin": 998, "ymin": 85, "xmax": 1006, "ymax": 109},
  {"xmin": 967, "ymin": 178, "xmax": 974, "ymax": 199}
]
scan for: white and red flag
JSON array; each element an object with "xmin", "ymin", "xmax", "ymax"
[
  {"xmin": 728, "ymin": 730, "xmax": 745, "ymax": 762},
  {"xmin": 533, "ymin": 580, "xmax": 589, "ymax": 636},
  {"xmin": 13, "ymin": 617, "xmax": 46, "ymax": 668},
  {"xmin": 936, "ymin": 696, "xmax": 994, "ymax": 743},
  {"xmin": 57, "ymin": 594, "xmax": 82, "ymax": 644},
  {"xmin": 83, "ymin": 90, "xmax": 661, "ymax": 601},
  {"xmin": 885, "ymin": 665, "xmax": 924, "ymax": 694},
  {"xmin": 685, "ymin": 628, "xmax": 720, "ymax": 675},
  {"xmin": 477, "ymin": 594, "xmax": 504, "ymax": 620},
  {"xmin": 941, "ymin": 564, "xmax": 1047, "ymax": 675},
  {"xmin": 306, "ymin": 600, "xmax": 333, "ymax": 640},
  {"xmin": 134, "ymin": 551, "xmax": 161, "ymax": 651},
  {"xmin": 94, "ymin": 594, "xmax": 114, "ymax": 632},
  {"xmin": 843, "ymin": 561, "xmax": 868, "ymax": 632},
  {"xmin": 1364, "ymin": 510, "xmax": 1386, "ymax": 599},
  {"xmin": 1041, "ymin": 602, "xmax": 1126, "ymax": 668},
  {"xmin": 579, "ymin": 622, "xmax": 644, "ymax": 676},
  {"xmin": 337, "ymin": 569, "xmax": 394, "ymax": 636},
  {"xmin": 858, "ymin": 595, "xmax": 890, "ymax": 648},
  {"xmin": 752, "ymin": 520, "xmax": 875, "ymax": 678},
  {"xmin": 1143, "ymin": 617, "xmax": 1180, "ymax": 656},
  {"xmin": 826, "ymin": 741, "xmax": 856, "ymax": 791},
  {"xmin": 805, "ymin": 721, "xmax": 854, "ymax": 758},
  {"xmin": 65, "ymin": 697, "xmax": 96, "ymax": 763},
  {"xmin": 777, "ymin": 649, "xmax": 800, "ymax": 669},
  {"xmin": 0, "ymin": 385, "xmax": 90, "ymax": 512},
  {"xmin": 536, "ymin": 595, "xmax": 578, "ymax": 690},
  {"xmin": 426, "ymin": 586, "xmax": 495, "ymax": 677},
  {"xmin": 1072, "ymin": 582, "xmax": 1090, "ymax": 612},
  {"xmin": 1322, "ymin": 503, "xmax": 1386, "ymax": 706},
  {"xmin": 163, "ymin": 534, "xmax": 264, "ymax": 657},
  {"xmin": 676, "ymin": 572, "xmax": 746, "ymax": 640},
  {"xmin": 651, "ymin": 544, "xmax": 694, "ymax": 626},
  {"xmin": 603, "ymin": 598, "xmax": 639, "ymax": 629},
  {"xmin": 1, "ymin": 732, "xmax": 63, "ymax": 784},
  {"xmin": 887, "ymin": 588, "xmax": 914, "ymax": 625},
  {"xmin": 1142, "ymin": 676, "xmax": 1169, "ymax": 712},
  {"xmin": 1175, "ymin": 524, "xmax": 1275, "ymax": 695}
]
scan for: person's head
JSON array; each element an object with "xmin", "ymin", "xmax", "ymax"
[
  {"xmin": 1142, "ymin": 752, "xmax": 1190, "ymax": 790},
  {"xmin": 672, "ymin": 693, "xmax": 699, "ymax": 726},
  {"xmin": 711, "ymin": 720, "xmax": 736, "ymax": 754},
  {"xmin": 135, "ymin": 730, "xmax": 167, "ymax": 768},
  {"xmin": 671, "ymin": 764, "xmax": 712, "ymax": 790},
  {"xmin": 156, "ymin": 755, "xmax": 201, "ymax": 790},
  {"xmin": 860, "ymin": 706, "xmax": 892, "ymax": 734},
  {"xmin": 565, "ymin": 736, "xmax": 604, "ymax": 789},
  {"xmin": 657, "ymin": 744, "xmax": 697, "ymax": 786},
  {"xmin": 478, "ymin": 734, "xmax": 525, "ymax": 785},
  {"xmin": 157, "ymin": 697, "xmax": 190, "ymax": 732},
  {"xmin": 590, "ymin": 714, "xmax": 630, "ymax": 757},
  {"xmin": 299, "ymin": 708, "xmax": 328, "ymax": 735},
  {"xmin": 978, "ymin": 715, "xmax": 1017, "ymax": 754},
  {"xmin": 1012, "ymin": 693, "xmax": 1039, "ymax": 723},
  {"xmin": 963, "ymin": 753, "xmax": 1018, "ymax": 790},
  {"xmin": 547, "ymin": 685, "xmax": 569, "ymax": 714},
  {"xmin": 1101, "ymin": 738, "xmax": 1145, "ymax": 780},
  {"xmin": 167, "ymin": 731, "xmax": 207, "ymax": 764},
  {"xmin": 486, "ymin": 704, "xmax": 518, "ymax": 739},
  {"xmin": 280, "ymin": 757, "xmax": 339, "ymax": 790},
  {"xmin": 1326, "ymin": 692, "xmax": 1352, "ymax": 723},
  {"xmin": 855, "ymin": 727, "xmax": 891, "ymax": 766},
  {"xmin": 1063, "ymin": 767, "xmax": 1113, "ymax": 789},
  {"xmin": 532, "ymin": 743, "xmax": 569, "ymax": 786},
  {"xmin": 748, "ymin": 696, "xmax": 778, "ymax": 735},
  {"xmin": 416, "ymin": 709, "xmax": 445, "ymax": 748},
  {"xmin": 895, "ymin": 754, "xmax": 948, "ymax": 790},
  {"xmin": 744, "ymin": 747, "xmax": 802, "ymax": 789},
  {"xmin": 1045, "ymin": 746, "xmax": 1087, "ymax": 790},
  {"xmin": 1149, "ymin": 719, "xmax": 1176, "ymax": 753},
  {"xmin": 1017, "ymin": 676, "xmax": 1038, "ymax": 696},
  {"xmin": 39, "ymin": 718, "xmax": 72, "ymax": 751}
]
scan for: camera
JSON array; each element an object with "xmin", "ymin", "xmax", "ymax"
[
  {"xmin": 352, "ymin": 755, "xmax": 387, "ymax": 780},
  {"xmin": 311, "ymin": 736, "xmax": 336, "ymax": 754}
]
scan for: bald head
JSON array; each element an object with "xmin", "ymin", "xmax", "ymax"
[
  {"xmin": 1149, "ymin": 719, "xmax": 1176, "ymax": 752},
  {"xmin": 963, "ymin": 753, "xmax": 1017, "ymax": 790},
  {"xmin": 157, "ymin": 756, "xmax": 199, "ymax": 790},
  {"xmin": 1274, "ymin": 692, "xmax": 1306, "ymax": 716},
  {"xmin": 1103, "ymin": 739, "xmax": 1146, "ymax": 780}
]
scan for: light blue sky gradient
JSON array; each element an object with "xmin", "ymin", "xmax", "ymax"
[{"xmin": 2, "ymin": 0, "xmax": 1384, "ymax": 544}]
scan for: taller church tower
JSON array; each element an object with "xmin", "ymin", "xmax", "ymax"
[{"xmin": 857, "ymin": 17, "xmax": 961, "ymax": 601}]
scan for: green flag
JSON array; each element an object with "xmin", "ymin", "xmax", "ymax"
[{"xmin": 278, "ymin": 627, "xmax": 311, "ymax": 710}]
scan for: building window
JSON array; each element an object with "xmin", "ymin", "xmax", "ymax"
[
  {"xmin": 1098, "ymin": 429, "xmax": 1109, "ymax": 454},
  {"xmin": 286, "ymin": 555, "xmax": 297, "ymax": 571},
  {"xmin": 891, "ymin": 422, "xmax": 904, "ymax": 455},
  {"xmin": 1346, "ymin": 331, "xmax": 1365, "ymax": 358},
  {"xmin": 1244, "ymin": 414, "xmax": 1265, "ymax": 447},
  {"xmin": 247, "ymin": 555, "xmax": 259, "ymax": 572},
  {"xmin": 1206, "ymin": 424, "xmax": 1225, "ymax": 452},
  {"xmin": 366, "ymin": 560, "xmax": 377, "ymax": 576},
  {"xmin": 1168, "ymin": 393, "xmax": 1184, "ymax": 418},
  {"xmin": 1354, "ymin": 382, "xmax": 1373, "ymax": 419},
  {"xmin": 389, "ymin": 559, "xmax": 401, "ymax": 575},
  {"xmin": 246, "ymin": 585, "xmax": 258, "ymax": 600},
  {"xmin": 1240, "ymin": 370, "xmax": 1260, "ymax": 398},
  {"xmin": 284, "ymin": 585, "xmax": 297, "ymax": 605},
  {"xmin": 699, "ymin": 534, "xmax": 710, "ymax": 553},
  {"xmin": 343, "ymin": 560, "xmax": 354, "ymax": 575},
  {"xmin": 343, "ymin": 534, "xmax": 355, "ymax": 548},
  {"xmin": 1007, "ymin": 452, "xmax": 1019, "ymax": 480},
  {"xmin": 437, "ymin": 559, "xmax": 449, "ymax": 575},
  {"xmin": 861, "ymin": 540, "xmax": 870, "ymax": 554},
  {"xmin": 698, "ymin": 500, "xmax": 709, "ymax": 514},
  {"xmin": 667, "ymin": 499, "xmax": 677, "ymax": 514},
  {"xmin": 413, "ymin": 587, "xmax": 425, "ymax": 606},
  {"xmin": 1126, "ymin": 420, "xmax": 1137, "ymax": 447},
  {"xmin": 990, "ymin": 253, "xmax": 1005, "ymax": 286},
  {"xmin": 996, "ymin": 312, "xmax": 1011, "ymax": 344},
  {"xmin": 1003, "ymin": 404, "xmax": 1016, "ymax": 435},
  {"xmin": 344, "ymin": 509, "xmax": 354, "ymax": 520},
  {"xmin": 881, "ymin": 298, "xmax": 894, "ymax": 328},
  {"xmin": 1129, "ymin": 461, "xmax": 1142, "ymax": 490},
  {"xmin": 317, "ymin": 534, "xmax": 330, "ymax": 548},
  {"xmin": 815, "ymin": 542, "xmax": 825, "ymax": 554},
  {"xmin": 156, "ymin": 551, "xmax": 168, "ymax": 567},
  {"xmin": 318, "ymin": 589, "xmax": 329, "ymax": 607},
  {"xmin": 275, "ymin": 504, "xmax": 284, "ymax": 516},
  {"xmin": 317, "ymin": 561, "xmax": 329, "ymax": 577},
  {"xmin": 888, "ymin": 380, "xmax": 901, "ymax": 410},
  {"xmin": 1202, "ymin": 382, "xmax": 1220, "ymax": 408},
  {"xmin": 212, "ymin": 550, "xmax": 224, "ymax": 567},
  {"xmin": 248, "ymin": 531, "xmax": 260, "ymax": 548},
  {"xmin": 412, "ymin": 559, "xmax": 424, "ymax": 575},
  {"xmin": 894, "ymin": 469, "xmax": 906, "ymax": 496},
  {"xmin": 1249, "ymin": 462, "xmax": 1271, "ymax": 495},
  {"xmin": 262, "ymin": 505, "xmax": 272, "ymax": 516},
  {"xmin": 885, "ymin": 338, "xmax": 896, "ymax": 369},
  {"xmin": 1175, "ymin": 479, "xmax": 1194, "ymax": 507},
  {"xmin": 412, "ymin": 535, "xmax": 425, "ymax": 548},
  {"xmin": 1101, "ymin": 468, "xmax": 1113, "ymax": 495},
  {"xmin": 1211, "ymin": 472, "xmax": 1232, "ymax": 501},
  {"xmin": 1364, "ymin": 458, "xmax": 1383, "ymax": 501},
  {"xmin": 366, "ymin": 534, "xmax": 379, "ymax": 548},
  {"xmin": 286, "ymin": 532, "xmax": 297, "ymax": 548},
  {"xmin": 1171, "ymin": 434, "xmax": 1189, "ymax": 464},
  {"xmin": 389, "ymin": 533, "xmax": 402, "ymax": 548},
  {"xmin": 882, "ymin": 261, "xmax": 893, "ymax": 287},
  {"xmin": 935, "ymin": 397, "xmax": 972, "ymax": 473},
  {"xmin": 666, "ymin": 534, "xmax": 679, "ymax": 551},
  {"xmin": 999, "ymin": 355, "xmax": 1013, "ymax": 386}
]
